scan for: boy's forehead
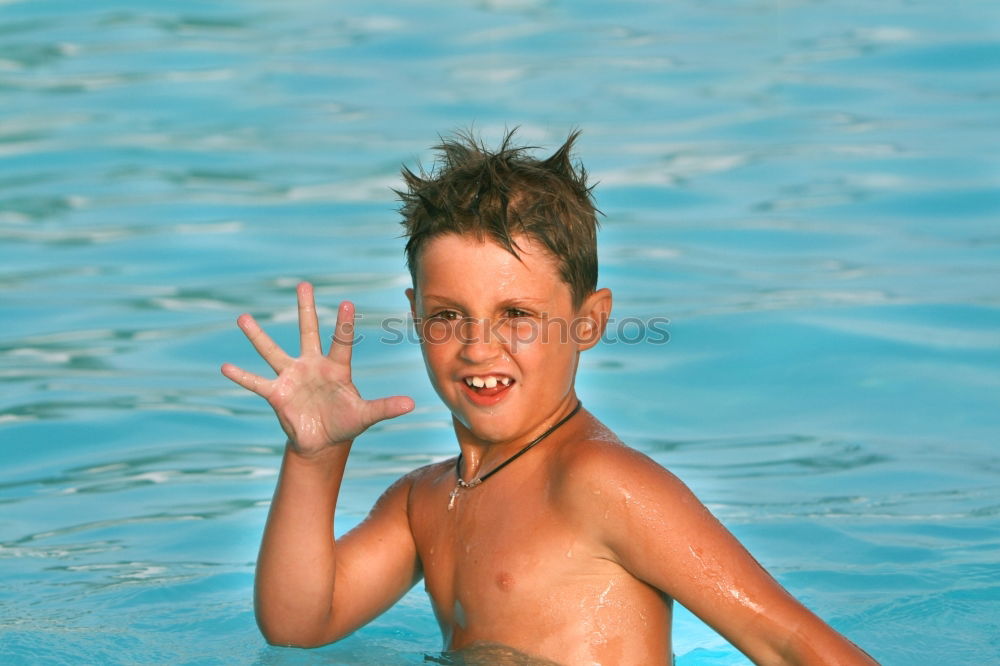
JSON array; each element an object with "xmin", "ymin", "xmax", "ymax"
[
  {"xmin": 414, "ymin": 233, "xmax": 570, "ymax": 300},
  {"xmin": 416, "ymin": 233, "xmax": 549, "ymax": 273}
]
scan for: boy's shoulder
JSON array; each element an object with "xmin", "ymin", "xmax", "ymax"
[
  {"xmin": 369, "ymin": 457, "xmax": 454, "ymax": 516},
  {"xmin": 559, "ymin": 417, "xmax": 677, "ymax": 476},
  {"xmin": 550, "ymin": 418, "xmax": 691, "ymax": 514},
  {"xmin": 400, "ymin": 456, "xmax": 456, "ymax": 490}
]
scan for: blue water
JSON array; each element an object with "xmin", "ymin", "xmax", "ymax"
[{"xmin": 2, "ymin": 1, "xmax": 999, "ymax": 664}]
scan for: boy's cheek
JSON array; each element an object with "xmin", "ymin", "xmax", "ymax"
[
  {"xmin": 417, "ymin": 318, "xmax": 455, "ymax": 345},
  {"xmin": 507, "ymin": 319, "xmax": 575, "ymax": 353},
  {"xmin": 508, "ymin": 320, "xmax": 537, "ymax": 347}
]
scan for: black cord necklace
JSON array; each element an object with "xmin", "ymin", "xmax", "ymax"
[{"xmin": 448, "ymin": 401, "xmax": 582, "ymax": 511}]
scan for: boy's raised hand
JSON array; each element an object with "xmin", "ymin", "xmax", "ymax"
[{"xmin": 221, "ymin": 282, "xmax": 414, "ymax": 457}]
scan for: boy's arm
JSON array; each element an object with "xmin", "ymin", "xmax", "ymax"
[
  {"xmin": 253, "ymin": 444, "xmax": 422, "ymax": 646},
  {"xmin": 569, "ymin": 443, "xmax": 878, "ymax": 666},
  {"xmin": 222, "ymin": 282, "xmax": 418, "ymax": 646}
]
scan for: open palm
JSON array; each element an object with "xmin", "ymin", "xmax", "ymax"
[{"xmin": 221, "ymin": 282, "xmax": 413, "ymax": 456}]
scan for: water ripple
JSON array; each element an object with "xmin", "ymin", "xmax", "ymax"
[
  {"xmin": 0, "ymin": 444, "xmax": 279, "ymax": 504},
  {"xmin": 2, "ymin": 1, "xmax": 998, "ymax": 663}
]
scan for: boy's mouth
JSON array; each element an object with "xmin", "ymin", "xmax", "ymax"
[{"xmin": 461, "ymin": 374, "xmax": 516, "ymax": 404}]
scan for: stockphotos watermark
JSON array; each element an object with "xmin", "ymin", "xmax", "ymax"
[{"xmin": 333, "ymin": 314, "xmax": 670, "ymax": 349}]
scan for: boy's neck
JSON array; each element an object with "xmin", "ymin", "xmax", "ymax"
[{"xmin": 452, "ymin": 394, "xmax": 582, "ymax": 480}]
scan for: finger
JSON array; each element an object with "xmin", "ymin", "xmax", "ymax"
[
  {"xmin": 297, "ymin": 281, "xmax": 322, "ymax": 356},
  {"xmin": 237, "ymin": 314, "xmax": 291, "ymax": 374},
  {"xmin": 362, "ymin": 395, "xmax": 415, "ymax": 428},
  {"xmin": 327, "ymin": 300, "xmax": 356, "ymax": 366},
  {"xmin": 221, "ymin": 362, "xmax": 273, "ymax": 398}
]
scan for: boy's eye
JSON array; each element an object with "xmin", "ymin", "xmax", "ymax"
[{"xmin": 430, "ymin": 309, "xmax": 461, "ymax": 321}]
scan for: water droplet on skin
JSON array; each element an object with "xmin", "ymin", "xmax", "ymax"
[
  {"xmin": 596, "ymin": 580, "xmax": 613, "ymax": 607},
  {"xmin": 728, "ymin": 587, "xmax": 764, "ymax": 614}
]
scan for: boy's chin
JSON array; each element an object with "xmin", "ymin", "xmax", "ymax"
[
  {"xmin": 449, "ymin": 401, "xmax": 522, "ymax": 444},
  {"xmin": 454, "ymin": 409, "xmax": 505, "ymax": 438}
]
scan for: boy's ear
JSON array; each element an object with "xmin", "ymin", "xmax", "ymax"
[{"xmin": 575, "ymin": 288, "xmax": 612, "ymax": 352}]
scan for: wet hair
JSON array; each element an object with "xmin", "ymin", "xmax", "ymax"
[{"xmin": 397, "ymin": 129, "xmax": 600, "ymax": 308}]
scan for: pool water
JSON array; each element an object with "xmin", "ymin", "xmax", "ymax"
[{"xmin": 1, "ymin": 1, "xmax": 998, "ymax": 664}]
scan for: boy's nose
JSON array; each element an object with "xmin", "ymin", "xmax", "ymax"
[{"xmin": 457, "ymin": 317, "xmax": 503, "ymax": 363}]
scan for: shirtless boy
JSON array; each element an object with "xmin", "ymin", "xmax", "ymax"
[{"xmin": 221, "ymin": 131, "xmax": 877, "ymax": 665}]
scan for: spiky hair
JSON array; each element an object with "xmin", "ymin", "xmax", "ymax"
[{"xmin": 397, "ymin": 129, "xmax": 600, "ymax": 307}]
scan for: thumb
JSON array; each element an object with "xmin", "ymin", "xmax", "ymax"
[{"xmin": 362, "ymin": 395, "xmax": 415, "ymax": 427}]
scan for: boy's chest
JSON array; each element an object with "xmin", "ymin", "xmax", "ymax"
[{"xmin": 408, "ymin": 475, "xmax": 617, "ymax": 630}]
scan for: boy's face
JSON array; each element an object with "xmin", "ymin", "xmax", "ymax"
[{"xmin": 407, "ymin": 233, "xmax": 606, "ymax": 445}]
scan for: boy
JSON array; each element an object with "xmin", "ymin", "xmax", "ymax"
[{"xmin": 221, "ymin": 131, "xmax": 877, "ymax": 665}]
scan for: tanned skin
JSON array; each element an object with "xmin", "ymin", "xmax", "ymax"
[{"xmin": 222, "ymin": 233, "xmax": 878, "ymax": 665}]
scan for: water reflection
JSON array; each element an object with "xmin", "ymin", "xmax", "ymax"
[
  {"xmin": 426, "ymin": 642, "xmax": 562, "ymax": 666},
  {"xmin": 2, "ymin": 0, "xmax": 998, "ymax": 663}
]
